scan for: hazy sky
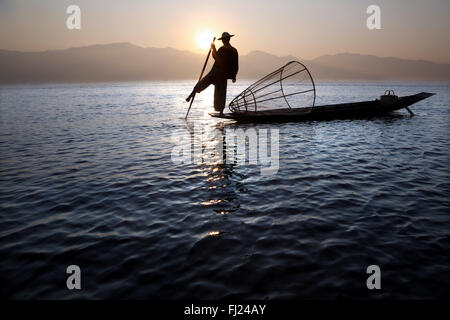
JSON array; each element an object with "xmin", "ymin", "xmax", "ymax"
[{"xmin": 1, "ymin": 0, "xmax": 449, "ymax": 63}]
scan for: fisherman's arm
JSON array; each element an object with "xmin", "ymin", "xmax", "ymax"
[
  {"xmin": 232, "ymin": 50, "xmax": 239, "ymax": 82},
  {"xmin": 211, "ymin": 41, "xmax": 218, "ymax": 60}
]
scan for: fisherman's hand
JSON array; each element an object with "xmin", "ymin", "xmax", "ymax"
[{"xmin": 211, "ymin": 42, "xmax": 216, "ymax": 50}]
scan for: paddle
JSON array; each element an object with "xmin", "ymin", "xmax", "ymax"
[{"xmin": 185, "ymin": 37, "xmax": 216, "ymax": 119}]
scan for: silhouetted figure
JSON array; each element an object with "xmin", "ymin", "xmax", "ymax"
[{"xmin": 186, "ymin": 32, "xmax": 239, "ymax": 115}]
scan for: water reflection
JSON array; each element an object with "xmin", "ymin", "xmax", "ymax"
[{"xmin": 185, "ymin": 120, "xmax": 240, "ymax": 216}]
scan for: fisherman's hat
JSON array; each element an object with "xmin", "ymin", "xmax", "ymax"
[{"xmin": 218, "ymin": 32, "xmax": 234, "ymax": 40}]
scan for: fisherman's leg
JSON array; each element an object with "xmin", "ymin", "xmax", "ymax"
[
  {"xmin": 214, "ymin": 78, "xmax": 227, "ymax": 114},
  {"xmin": 186, "ymin": 72, "xmax": 215, "ymax": 102}
]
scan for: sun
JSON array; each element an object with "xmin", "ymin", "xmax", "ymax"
[{"xmin": 196, "ymin": 30, "xmax": 215, "ymax": 51}]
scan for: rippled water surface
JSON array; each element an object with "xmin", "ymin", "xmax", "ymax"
[{"xmin": 0, "ymin": 81, "xmax": 449, "ymax": 299}]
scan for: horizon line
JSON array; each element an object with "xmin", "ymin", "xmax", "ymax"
[{"xmin": 1, "ymin": 42, "xmax": 448, "ymax": 65}]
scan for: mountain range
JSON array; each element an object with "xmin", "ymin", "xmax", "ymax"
[{"xmin": 1, "ymin": 42, "xmax": 449, "ymax": 83}]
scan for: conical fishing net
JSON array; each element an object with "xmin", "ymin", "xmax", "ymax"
[{"xmin": 229, "ymin": 61, "xmax": 316, "ymax": 113}]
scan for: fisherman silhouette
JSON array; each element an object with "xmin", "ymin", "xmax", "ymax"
[{"xmin": 186, "ymin": 32, "xmax": 239, "ymax": 115}]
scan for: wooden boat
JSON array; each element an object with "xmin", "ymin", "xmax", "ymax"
[
  {"xmin": 206, "ymin": 61, "xmax": 435, "ymax": 122},
  {"xmin": 209, "ymin": 92, "xmax": 435, "ymax": 122}
]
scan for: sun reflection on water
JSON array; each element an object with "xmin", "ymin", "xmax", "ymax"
[
  {"xmin": 188, "ymin": 121, "xmax": 240, "ymax": 217},
  {"xmin": 204, "ymin": 231, "xmax": 220, "ymax": 237}
]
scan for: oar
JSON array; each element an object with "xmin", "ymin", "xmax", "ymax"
[{"xmin": 185, "ymin": 37, "xmax": 216, "ymax": 119}]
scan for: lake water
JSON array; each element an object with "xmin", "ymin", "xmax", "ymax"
[{"xmin": 0, "ymin": 81, "xmax": 449, "ymax": 299}]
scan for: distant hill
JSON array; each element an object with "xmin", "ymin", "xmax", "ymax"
[
  {"xmin": 0, "ymin": 43, "xmax": 203, "ymax": 83},
  {"xmin": 0, "ymin": 43, "xmax": 449, "ymax": 84},
  {"xmin": 311, "ymin": 53, "xmax": 450, "ymax": 81}
]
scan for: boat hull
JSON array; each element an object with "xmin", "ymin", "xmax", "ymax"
[{"xmin": 209, "ymin": 92, "xmax": 435, "ymax": 122}]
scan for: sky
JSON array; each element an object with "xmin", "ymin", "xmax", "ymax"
[{"xmin": 0, "ymin": 0, "xmax": 449, "ymax": 63}]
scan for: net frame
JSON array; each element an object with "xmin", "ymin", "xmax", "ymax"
[{"xmin": 229, "ymin": 61, "xmax": 316, "ymax": 113}]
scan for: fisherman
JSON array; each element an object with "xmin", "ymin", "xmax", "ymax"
[{"xmin": 186, "ymin": 32, "xmax": 239, "ymax": 115}]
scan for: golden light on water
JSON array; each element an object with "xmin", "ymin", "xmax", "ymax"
[
  {"xmin": 196, "ymin": 30, "xmax": 215, "ymax": 51},
  {"xmin": 201, "ymin": 199, "xmax": 223, "ymax": 206}
]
